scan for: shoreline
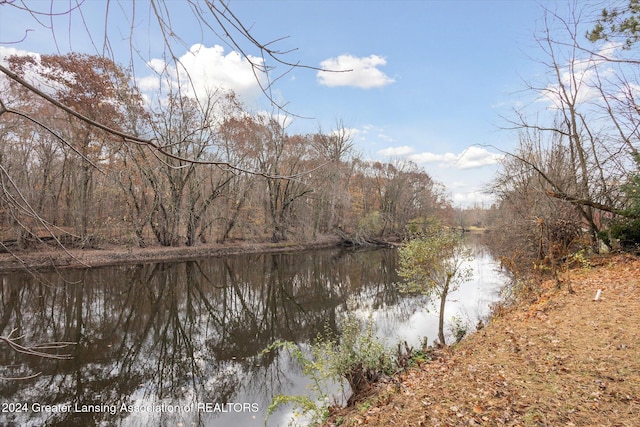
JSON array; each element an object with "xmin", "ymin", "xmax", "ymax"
[
  {"xmin": 0, "ymin": 237, "xmax": 346, "ymax": 272},
  {"xmin": 324, "ymin": 253, "xmax": 640, "ymax": 426}
]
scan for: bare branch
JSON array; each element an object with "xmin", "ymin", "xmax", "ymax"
[
  {"xmin": 0, "ymin": 63, "xmax": 321, "ymax": 180},
  {"xmin": 0, "ymin": 329, "xmax": 75, "ymax": 361}
]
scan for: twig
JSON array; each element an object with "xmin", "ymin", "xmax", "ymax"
[{"xmin": 0, "ymin": 329, "xmax": 75, "ymax": 360}]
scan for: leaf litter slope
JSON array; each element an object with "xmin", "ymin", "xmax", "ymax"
[{"xmin": 326, "ymin": 254, "xmax": 640, "ymax": 426}]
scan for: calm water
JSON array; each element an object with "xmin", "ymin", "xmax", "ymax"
[{"xmin": 0, "ymin": 239, "xmax": 506, "ymax": 426}]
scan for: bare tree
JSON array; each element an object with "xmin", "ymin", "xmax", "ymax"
[
  {"xmin": 310, "ymin": 123, "xmax": 355, "ymax": 236},
  {"xmin": 491, "ymin": 128, "xmax": 587, "ymax": 286},
  {"xmin": 500, "ymin": 3, "xmax": 640, "ymax": 258},
  {"xmin": 0, "ymin": 0, "xmax": 335, "ymax": 365},
  {"xmin": 254, "ymin": 117, "xmax": 314, "ymax": 242},
  {"xmin": 0, "ymin": 0, "xmax": 335, "ymax": 255}
]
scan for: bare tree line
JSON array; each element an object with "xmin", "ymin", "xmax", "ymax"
[
  {"xmin": 491, "ymin": 1, "xmax": 640, "ymax": 276},
  {"xmin": 2, "ymin": 1, "xmax": 637, "ymax": 272},
  {"xmin": 0, "ymin": 52, "xmax": 445, "ymax": 250},
  {"xmin": 0, "ymin": 1, "xmax": 449, "ymax": 254},
  {"xmin": 0, "ymin": 0, "xmax": 448, "ymax": 367}
]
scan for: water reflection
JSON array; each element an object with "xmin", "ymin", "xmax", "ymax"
[
  {"xmin": 377, "ymin": 239, "xmax": 507, "ymax": 347},
  {"xmin": 0, "ymin": 239, "xmax": 505, "ymax": 426}
]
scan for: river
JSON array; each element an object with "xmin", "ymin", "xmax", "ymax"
[{"xmin": 0, "ymin": 238, "xmax": 506, "ymax": 426}]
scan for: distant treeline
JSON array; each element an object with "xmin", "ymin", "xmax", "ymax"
[{"xmin": 0, "ymin": 53, "xmax": 451, "ymax": 250}]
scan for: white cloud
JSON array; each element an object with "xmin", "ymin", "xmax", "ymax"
[
  {"xmin": 147, "ymin": 58, "xmax": 167, "ymax": 74},
  {"xmin": 455, "ymin": 146, "xmax": 504, "ymax": 169},
  {"xmin": 317, "ymin": 54, "xmax": 395, "ymax": 88},
  {"xmin": 136, "ymin": 75, "xmax": 161, "ymax": 92},
  {"xmin": 409, "ymin": 152, "xmax": 458, "ymax": 164},
  {"xmin": 141, "ymin": 43, "xmax": 265, "ymax": 103},
  {"xmin": 538, "ymin": 41, "xmax": 621, "ymax": 110},
  {"xmin": 332, "ymin": 127, "xmax": 361, "ymax": 141},
  {"xmin": 378, "ymin": 145, "xmax": 414, "ymax": 156},
  {"xmin": 379, "ymin": 145, "xmax": 500, "ymax": 168},
  {"xmin": 0, "ymin": 46, "xmax": 39, "ymax": 65},
  {"xmin": 376, "ymin": 144, "xmax": 501, "ymax": 208},
  {"xmin": 451, "ymin": 190, "xmax": 495, "ymax": 207},
  {"xmin": 407, "ymin": 146, "xmax": 502, "ymax": 169},
  {"xmin": 540, "ymin": 65, "xmax": 601, "ymax": 109}
]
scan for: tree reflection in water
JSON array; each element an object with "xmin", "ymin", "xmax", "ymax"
[{"xmin": 0, "ymin": 242, "xmax": 504, "ymax": 426}]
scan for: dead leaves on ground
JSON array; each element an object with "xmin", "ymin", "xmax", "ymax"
[{"xmin": 325, "ymin": 255, "xmax": 640, "ymax": 427}]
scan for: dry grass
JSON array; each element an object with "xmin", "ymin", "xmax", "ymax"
[{"xmin": 326, "ymin": 254, "xmax": 640, "ymax": 427}]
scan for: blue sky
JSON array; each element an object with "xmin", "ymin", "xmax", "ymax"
[{"xmin": 0, "ymin": 0, "xmax": 559, "ymax": 207}]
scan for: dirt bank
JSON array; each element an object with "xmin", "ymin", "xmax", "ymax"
[
  {"xmin": 326, "ymin": 254, "xmax": 640, "ymax": 426},
  {"xmin": 0, "ymin": 237, "xmax": 344, "ymax": 272}
]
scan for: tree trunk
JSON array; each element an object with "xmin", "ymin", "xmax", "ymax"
[{"xmin": 438, "ymin": 279, "xmax": 450, "ymax": 346}]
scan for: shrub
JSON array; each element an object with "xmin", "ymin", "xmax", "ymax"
[
  {"xmin": 397, "ymin": 226, "xmax": 473, "ymax": 345},
  {"xmin": 263, "ymin": 315, "xmax": 393, "ymax": 426}
]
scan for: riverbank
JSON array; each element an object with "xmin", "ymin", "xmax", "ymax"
[
  {"xmin": 325, "ymin": 253, "xmax": 640, "ymax": 426},
  {"xmin": 0, "ymin": 236, "xmax": 345, "ymax": 272}
]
